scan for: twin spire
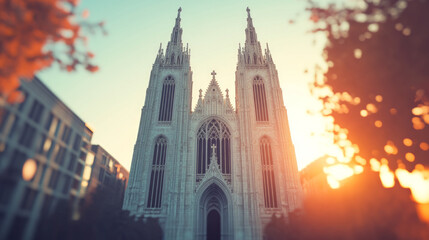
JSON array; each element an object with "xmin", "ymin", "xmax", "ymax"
[
  {"xmin": 168, "ymin": 7, "xmax": 258, "ymax": 47},
  {"xmin": 158, "ymin": 7, "xmax": 271, "ymax": 66}
]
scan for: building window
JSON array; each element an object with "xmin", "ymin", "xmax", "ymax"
[
  {"xmin": 62, "ymin": 175, "xmax": 72, "ymax": 194},
  {"xmin": 98, "ymin": 168, "xmax": 105, "ymax": 182},
  {"xmin": 28, "ymin": 99, "xmax": 44, "ymax": 123},
  {"xmin": 55, "ymin": 146, "xmax": 67, "ymax": 166},
  {"xmin": 8, "ymin": 150, "xmax": 27, "ymax": 178},
  {"xmin": 41, "ymin": 194, "xmax": 53, "ymax": 215},
  {"xmin": 158, "ymin": 76, "xmax": 175, "ymax": 122},
  {"xmin": 67, "ymin": 153, "xmax": 77, "ymax": 172},
  {"xmin": 73, "ymin": 134, "xmax": 82, "ymax": 152},
  {"xmin": 61, "ymin": 125, "xmax": 72, "ymax": 144},
  {"xmin": 45, "ymin": 113, "xmax": 61, "ymax": 136},
  {"xmin": 71, "ymin": 179, "xmax": 80, "ymax": 190},
  {"xmin": 196, "ymin": 119, "xmax": 231, "ymax": 178},
  {"xmin": 48, "ymin": 169, "xmax": 60, "ymax": 190},
  {"xmin": 101, "ymin": 155, "xmax": 107, "ymax": 165},
  {"xmin": 147, "ymin": 137, "xmax": 167, "ymax": 209},
  {"xmin": 253, "ymin": 76, "xmax": 269, "ymax": 122},
  {"xmin": 20, "ymin": 187, "xmax": 38, "ymax": 211},
  {"xmin": 19, "ymin": 123, "xmax": 37, "ymax": 148},
  {"xmin": 75, "ymin": 162, "xmax": 84, "ymax": 177},
  {"xmin": 260, "ymin": 137, "xmax": 278, "ymax": 208}
]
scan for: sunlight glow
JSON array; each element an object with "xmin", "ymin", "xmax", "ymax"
[
  {"xmin": 324, "ymin": 164, "xmax": 354, "ymax": 181},
  {"xmin": 396, "ymin": 165, "xmax": 429, "ymax": 204},
  {"xmin": 384, "ymin": 141, "xmax": 398, "ymax": 155},
  {"xmin": 403, "ymin": 138, "xmax": 413, "ymax": 147},
  {"xmin": 374, "ymin": 120, "xmax": 382, "ymax": 128},
  {"xmin": 354, "ymin": 48, "xmax": 362, "ymax": 59},
  {"xmin": 379, "ymin": 162, "xmax": 395, "ymax": 188},
  {"xmin": 375, "ymin": 95, "xmax": 383, "ymax": 102},
  {"xmin": 420, "ymin": 142, "xmax": 429, "ymax": 151},
  {"xmin": 412, "ymin": 117, "xmax": 425, "ymax": 130},
  {"xmin": 405, "ymin": 152, "xmax": 415, "ymax": 162},
  {"xmin": 370, "ymin": 158, "xmax": 380, "ymax": 172}
]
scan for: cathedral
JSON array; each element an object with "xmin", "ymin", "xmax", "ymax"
[{"xmin": 123, "ymin": 7, "xmax": 303, "ymax": 240}]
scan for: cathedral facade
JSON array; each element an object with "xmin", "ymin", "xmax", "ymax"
[{"xmin": 123, "ymin": 8, "xmax": 302, "ymax": 240}]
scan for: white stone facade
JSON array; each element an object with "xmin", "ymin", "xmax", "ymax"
[{"xmin": 123, "ymin": 8, "xmax": 303, "ymax": 240}]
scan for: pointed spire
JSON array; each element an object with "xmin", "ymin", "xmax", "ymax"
[
  {"xmin": 168, "ymin": 7, "xmax": 183, "ymax": 46},
  {"xmin": 246, "ymin": 7, "xmax": 253, "ymax": 28},
  {"xmin": 240, "ymin": 7, "xmax": 264, "ymax": 66},
  {"xmin": 176, "ymin": 7, "xmax": 182, "ymax": 27},
  {"xmin": 199, "ymin": 89, "xmax": 203, "ymax": 98},
  {"xmin": 245, "ymin": 7, "xmax": 258, "ymax": 45}
]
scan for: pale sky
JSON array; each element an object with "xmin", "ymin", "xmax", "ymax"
[{"xmin": 39, "ymin": 0, "xmax": 334, "ymax": 171}]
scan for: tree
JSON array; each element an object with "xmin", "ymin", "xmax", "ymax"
[
  {"xmin": 0, "ymin": 0, "xmax": 103, "ymax": 103},
  {"xmin": 308, "ymin": 0, "xmax": 429, "ymax": 205},
  {"xmin": 265, "ymin": 171, "xmax": 429, "ymax": 240}
]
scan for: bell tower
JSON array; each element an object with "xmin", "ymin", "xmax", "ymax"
[
  {"xmin": 235, "ymin": 7, "xmax": 303, "ymax": 228},
  {"xmin": 123, "ymin": 7, "xmax": 193, "ymax": 223}
]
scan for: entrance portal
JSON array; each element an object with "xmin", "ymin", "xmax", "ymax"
[
  {"xmin": 207, "ymin": 210, "xmax": 221, "ymax": 240},
  {"xmin": 196, "ymin": 182, "xmax": 232, "ymax": 240}
]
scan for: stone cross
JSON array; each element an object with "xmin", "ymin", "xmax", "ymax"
[
  {"xmin": 211, "ymin": 70, "xmax": 216, "ymax": 79},
  {"xmin": 211, "ymin": 144, "xmax": 217, "ymax": 157}
]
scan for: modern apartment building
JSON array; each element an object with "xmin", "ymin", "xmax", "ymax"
[
  {"xmin": 0, "ymin": 77, "xmax": 93, "ymax": 240},
  {"xmin": 86, "ymin": 145, "xmax": 129, "ymax": 205}
]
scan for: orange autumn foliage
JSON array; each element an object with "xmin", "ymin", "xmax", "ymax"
[{"xmin": 0, "ymin": 0, "xmax": 102, "ymax": 103}]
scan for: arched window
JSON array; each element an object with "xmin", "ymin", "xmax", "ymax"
[
  {"xmin": 147, "ymin": 137, "xmax": 167, "ymax": 208},
  {"xmin": 158, "ymin": 76, "xmax": 175, "ymax": 122},
  {"xmin": 260, "ymin": 137, "xmax": 278, "ymax": 208},
  {"xmin": 253, "ymin": 76, "xmax": 269, "ymax": 122},
  {"xmin": 196, "ymin": 119, "xmax": 231, "ymax": 181}
]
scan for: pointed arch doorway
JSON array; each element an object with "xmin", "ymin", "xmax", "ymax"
[
  {"xmin": 196, "ymin": 182, "xmax": 233, "ymax": 240},
  {"xmin": 207, "ymin": 210, "xmax": 221, "ymax": 240}
]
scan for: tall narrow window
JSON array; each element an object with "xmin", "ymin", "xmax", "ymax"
[
  {"xmin": 147, "ymin": 137, "xmax": 167, "ymax": 208},
  {"xmin": 196, "ymin": 119, "xmax": 231, "ymax": 182},
  {"xmin": 260, "ymin": 137, "xmax": 278, "ymax": 208},
  {"xmin": 253, "ymin": 76, "xmax": 269, "ymax": 122},
  {"xmin": 158, "ymin": 76, "xmax": 175, "ymax": 122}
]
